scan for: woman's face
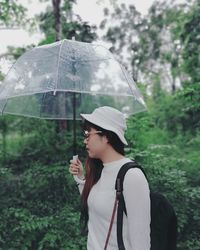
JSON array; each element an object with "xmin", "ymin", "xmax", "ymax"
[{"xmin": 83, "ymin": 127, "xmax": 108, "ymax": 159}]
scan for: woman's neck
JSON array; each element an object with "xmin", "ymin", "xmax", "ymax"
[{"xmin": 100, "ymin": 146, "xmax": 125, "ymax": 164}]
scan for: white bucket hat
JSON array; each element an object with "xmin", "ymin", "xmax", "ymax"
[{"xmin": 80, "ymin": 106, "xmax": 128, "ymax": 145}]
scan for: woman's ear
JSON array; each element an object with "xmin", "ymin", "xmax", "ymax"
[{"xmin": 102, "ymin": 135, "xmax": 109, "ymax": 144}]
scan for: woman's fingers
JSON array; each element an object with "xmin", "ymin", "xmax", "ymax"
[
  {"xmin": 69, "ymin": 158, "xmax": 84, "ymax": 178},
  {"xmin": 70, "ymin": 159, "xmax": 79, "ymax": 165},
  {"xmin": 69, "ymin": 163, "xmax": 80, "ymax": 175}
]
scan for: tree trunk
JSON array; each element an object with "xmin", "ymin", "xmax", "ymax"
[
  {"xmin": 52, "ymin": 0, "xmax": 68, "ymax": 131},
  {"xmin": 172, "ymin": 77, "xmax": 176, "ymax": 94},
  {"xmin": 52, "ymin": 0, "xmax": 61, "ymax": 41}
]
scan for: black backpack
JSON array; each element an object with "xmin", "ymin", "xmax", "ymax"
[{"xmin": 115, "ymin": 161, "xmax": 178, "ymax": 250}]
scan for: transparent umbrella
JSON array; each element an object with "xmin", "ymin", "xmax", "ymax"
[{"xmin": 0, "ymin": 39, "xmax": 147, "ymax": 153}]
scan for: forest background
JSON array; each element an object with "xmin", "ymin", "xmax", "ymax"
[{"xmin": 0, "ymin": 0, "xmax": 199, "ymax": 249}]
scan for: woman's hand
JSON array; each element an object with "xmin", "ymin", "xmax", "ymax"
[{"xmin": 69, "ymin": 157, "xmax": 85, "ymax": 180}]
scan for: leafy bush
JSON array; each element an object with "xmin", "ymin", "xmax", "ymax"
[
  {"xmin": 0, "ymin": 163, "xmax": 86, "ymax": 249},
  {"xmin": 127, "ymin": 143, "xmax": 200, "ymax": 250}
]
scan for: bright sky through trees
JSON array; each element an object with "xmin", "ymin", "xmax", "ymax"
[{"xmin": 0, "ymin": 0, "xmax": 154, "ymax": 53}]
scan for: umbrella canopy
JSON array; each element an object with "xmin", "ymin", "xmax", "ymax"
[{"xmin": 0, "ymin": 39, "xmax": 146, "ymax": 119}]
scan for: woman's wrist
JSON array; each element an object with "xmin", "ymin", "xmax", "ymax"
[
  {"xmin": 78, "ymin": 174, "xmax": 85, "ymax": 180},
  {"xmin": 74, "ymin": 175, "xmax": 85, "ymax": 185}
]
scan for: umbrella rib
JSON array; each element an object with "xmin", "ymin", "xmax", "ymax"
[
  {"xmin": 57, "ymin": 54, "xmax": 113, "ymax": 63},
  {"xmin": 119, "ymin": 63, "xmax": 138, "ymax": 100},
  {"xmin": 0, "ymin": 57, "xmax": 22, "ymax": 96},
  {"xmin": 119, "ymin": 64, "xmax": 147, "ymax": 108},
  {"xmin": 53, "ymin": 40, "xmax": 64, "ymax": 95},
  {"xmin": 0, "ymin": 89, "xmax": 136, "ymax": 100},
  {"xmin": 1, "ymin": 98, "xmax": 8, "ymax": 115},
  {"xmin": 1, "ymin": 111, "xmax": 82, "ymax": 120}
]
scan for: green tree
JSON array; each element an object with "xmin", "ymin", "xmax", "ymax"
[
  {"xmin": 0, "ymin": 0, "xmax": 27, "ymax": 28},
  {"xmin": 100, "ymin": 1, "xmax": 192, "ymax": 93},
  {"xmin": 172, "ymin": 0, "xmax": 200, "ymax": 133},
  {"xmin": 180, "ymin": 0, "xmax": 200, "ymax": 83},
  {"xmin": 38, "ymin": 0, "xmax": 97, "ymax": 43}
]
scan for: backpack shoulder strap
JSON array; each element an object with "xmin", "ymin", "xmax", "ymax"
[
  {"xmin": 115, "ymin": 161, "xmax": 146, "ymax": 250},
  {"xmin": 115, "ymin": 161, "xmax": 146, "ymax": 194}
]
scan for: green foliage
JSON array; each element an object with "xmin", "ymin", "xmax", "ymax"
[
  {"xmin": 0, "ymin": 0, "xmax": 27, "ymax": 27},
  {"xmin": 125, "ymin": 86, "xmax": 199, "ymax": 249},
  {"xmin": 0, "ymin": 116, "xmax": 85, "ymax": 171},
  {"xmin": 126, "ymin": 141, "xmax": 199, "ymax": 250},
  {"xmin": 175, "ymin": 83, "xmax": 200, "ymax": 132},
  {"xmin": 180, "ymin": 0, "xmax": 200, "ymax": 82},
  {"xmin": 0, "ymin": 0, "xmax": 200, "ymax": 249},
  {"xmin": 0, "ymin": 163, "xmax": 86, "ymax": 249},
  {"xmin": 38, "ymin": 0, "xmax": 97, "ymax": 43}
]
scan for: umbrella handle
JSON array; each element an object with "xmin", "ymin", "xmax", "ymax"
[{"xmin": 73, "ymin": 92, "xmax": 76, "ymax": 155}]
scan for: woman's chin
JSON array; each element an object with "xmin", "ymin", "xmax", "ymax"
[
  {"xmin": 88, "ymin": 152, "xmax": 93, "ymax": 158},
  {"xmin": 88, "ymin": 151, "xmax": 96, "ymax": 158}
]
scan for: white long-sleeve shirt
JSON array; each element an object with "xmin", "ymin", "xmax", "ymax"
[{"xmin": 75, "ymin": 158, "xmax": 151, "ymax": 250}]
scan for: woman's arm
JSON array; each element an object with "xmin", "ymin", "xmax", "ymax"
[{"xmin": 123, "ymin": 168, "xmax": 151, "ymax": 250}]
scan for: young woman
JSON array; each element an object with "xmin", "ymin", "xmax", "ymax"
[{"xmin": 69, "ymin": 106, "xmax": 151, "ymax": 250}]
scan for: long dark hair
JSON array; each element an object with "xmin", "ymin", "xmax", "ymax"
[{"xmin": 80, "ymin": 120, "xmax": 125, "ymax": 232}]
